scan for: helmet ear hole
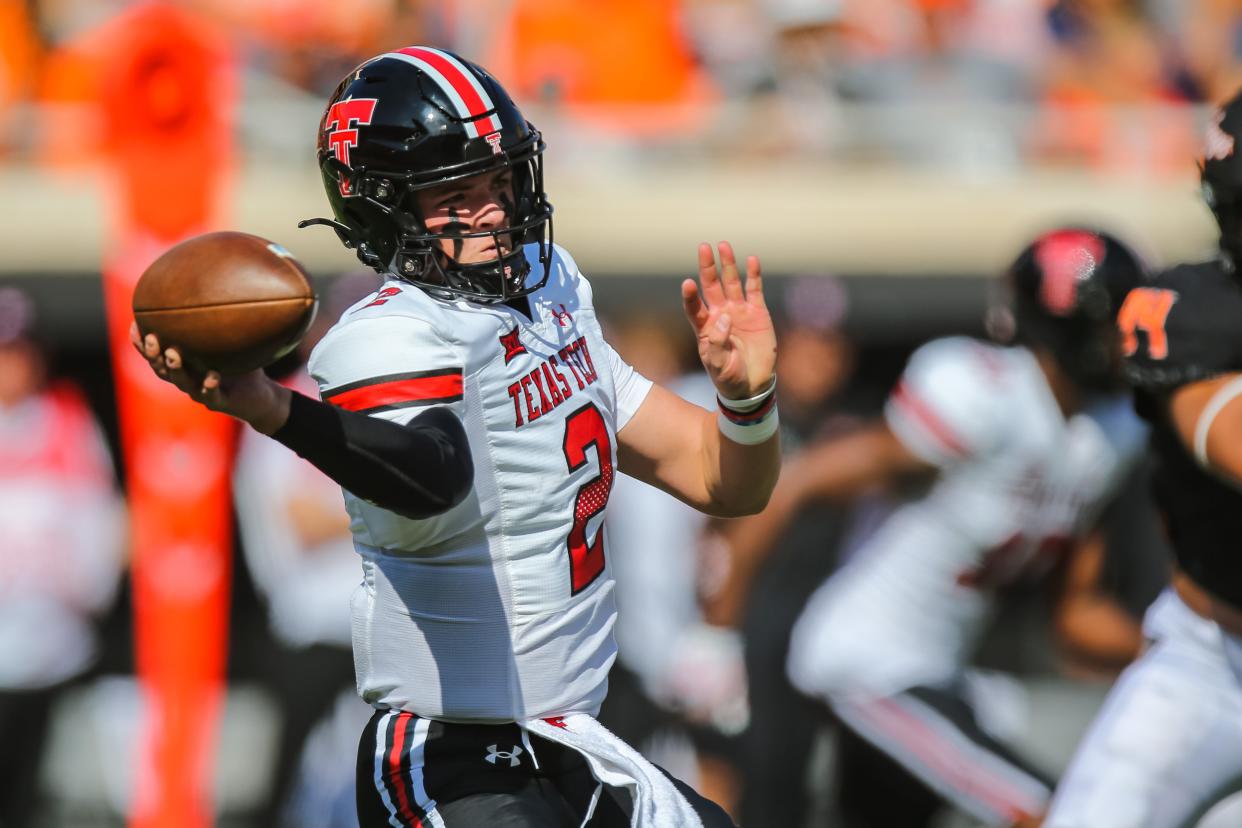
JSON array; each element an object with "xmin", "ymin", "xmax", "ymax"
[
  {"xmin": 393, "ymin": 207, "xmax": 423, "ymax": 235},
  {"xmin": 324, "ymin": 155, "xmax": 351, "ymax": 180}
]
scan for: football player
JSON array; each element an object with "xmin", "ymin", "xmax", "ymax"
[
  {"xmin": 131, "ymin": 47, "xmax": 779, "ymax": 827},
  {"xmin": 722, "ymin": 228, "xmax": 1149, "ymax": 828},
  {"xmin": 1043, "ymin": 90, "xmax": 1242, "ymax": 828}
]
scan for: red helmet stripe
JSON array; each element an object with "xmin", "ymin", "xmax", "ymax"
[{"xmin": 387, "ymin": 46, "xmax": 502, "ymax": 139}]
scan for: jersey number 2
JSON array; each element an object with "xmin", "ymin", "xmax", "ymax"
[{"xmin": 563, "ymin": 403, "xmax": 614, "ymax": 595}]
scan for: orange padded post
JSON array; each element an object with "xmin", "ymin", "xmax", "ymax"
[{"xmin": 96, "ymin": 4, "xmax": 237, "ymax": 827}]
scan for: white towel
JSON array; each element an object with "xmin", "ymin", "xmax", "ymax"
[{"xmin": 524, "ymin": 713, "xmax": 706, "ymax": 828}]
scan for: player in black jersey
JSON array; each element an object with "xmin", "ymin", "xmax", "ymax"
[{"xmin": 1045, "ymin": 90, "xmax": 1242, "ymax": 828}]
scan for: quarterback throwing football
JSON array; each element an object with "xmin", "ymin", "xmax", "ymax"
[{"xmin": 132, "ymin": 47, "xmax": 778, "ymax": 827}]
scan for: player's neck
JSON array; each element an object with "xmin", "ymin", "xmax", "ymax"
[
  {"xmin": 505, "ymin": 296, "xmax": 532, "ymax": 319},
  {"xmin": 1033, "ymin": 350, "xmax": 1082, "ymax": 418}
]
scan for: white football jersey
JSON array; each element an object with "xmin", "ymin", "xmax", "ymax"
[
  {"xmin": 789, "ymin": 337, "xmax": 1140, "ymax": 699},
  {"xmin": 308, "ymin": 244, "xmax": 652, "ymax": 722}
]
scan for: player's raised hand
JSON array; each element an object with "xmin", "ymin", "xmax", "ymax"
[
  {"xmin": 681, "ymin": 242, "xmax": 776, "ymax": 400},
  {"xmin": 130, "ymin": 323, "xmax": 291, "ymax": 434}
]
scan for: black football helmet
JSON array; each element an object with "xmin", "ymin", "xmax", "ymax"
[
  {"xmin": 300, "ymin": 46, "xmax": 553, "ymax": 303},
  {"xmin": 999, "ymin": 227, "xmax": 1148, "ymax": 389},
  {"xmin": 1201, "ymin": 89, "xmax": 1242, "ymax": 271}
]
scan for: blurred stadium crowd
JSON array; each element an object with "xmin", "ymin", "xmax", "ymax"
[
  {"xmin": 2, "ymin": 0, "xmax": 1242, "ymax": 167},
  {"xmin": 3, "ymin": 1, "xmax": 1242, "ymax": 827}
]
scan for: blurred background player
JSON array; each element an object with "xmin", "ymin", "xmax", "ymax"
[
  {"xmin": 701, "ymin": 273, "xmax": 892, "ymax": 828},
  {"xmin": 0, "ymin": 286, "xmax": 125, "ymax": 827},
  {"xmin": 233, "ymin": 271, "xmax": 381, "ymax": 828},
  {"xmin": 723, "ymin": 228, "xmax": 1149, "ymax": 828},
  {"xmin": 1044, "ymin": 88, "xmax": 1242, "ymax": 828}
]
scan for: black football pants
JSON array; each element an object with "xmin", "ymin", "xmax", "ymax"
[{"xmin": 356, "ymin": 708, "xmax": 736, "ymax": 827}]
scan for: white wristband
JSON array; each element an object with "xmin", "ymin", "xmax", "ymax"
[
  {"xmin": 1194, "ymin": 375, "xmax": 1242, "ymax": 467},
  {"xmin": 717, "ymin": 407, "xmax": 779, "ymax": 445},
  {"xmin": 718, "ymin": 375, "xmax": 777, "ymax": 414}
]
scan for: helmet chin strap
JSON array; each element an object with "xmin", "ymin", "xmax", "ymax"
[
  {"xmin": 434, "ymin": 247, "xmax": 530, "ymax": 303},
  {"xmin": 384, "ymin": 238, "xmax": 532, "ymax": 304}
]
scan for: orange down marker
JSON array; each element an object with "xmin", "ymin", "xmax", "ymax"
[{"xmin": 95, "ymin": 4, "xmax": 237, "ymax": 827}]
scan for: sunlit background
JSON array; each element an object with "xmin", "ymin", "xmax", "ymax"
[{"xmin": 0, "ymin": 0, "xmax": 1233, "ymax": 826}]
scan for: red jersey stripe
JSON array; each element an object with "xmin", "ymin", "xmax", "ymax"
[
  {"xmin": 324, "ymin": 370, "xmax": 464, "ymax": 413},
  {"xmin": 891, "ymin": 382, "xmax": 969, "ymax": 457}
]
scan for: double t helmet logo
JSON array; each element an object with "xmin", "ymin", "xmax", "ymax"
[{"xmin": 325, "ymin": 98, "xmax": 378, "ymax": 196}]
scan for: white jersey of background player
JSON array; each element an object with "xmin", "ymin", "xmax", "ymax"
[
  {"xmin": 725, "ymin": 228, "xmax": 1149, "ymax": 827},
  {"xmin": 787, "ymin": 335, "xmax": 1140, "ymax": 701},
  {"xmin": 308, "ymin": 242, "xmax": 649, "ymax": 721}
]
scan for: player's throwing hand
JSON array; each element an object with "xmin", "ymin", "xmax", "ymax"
[
  {"xmin": 681, "ymin": 241, "xmax": 776, "ymax": 400},
  {"xmin": 130, "ymin": 323, "xmax": 290, "ymax": 434}
]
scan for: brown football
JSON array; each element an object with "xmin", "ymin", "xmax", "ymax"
[{"xmin": 133, "ymin": 231, "xmax": 318, "ymax": 375}]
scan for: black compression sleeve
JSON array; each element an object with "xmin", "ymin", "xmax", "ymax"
[{"xmin": 270, "ymin": 391, "xmax": 474, "ymax": 520}]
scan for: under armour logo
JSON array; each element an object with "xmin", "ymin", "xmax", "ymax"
[
  {"xmin": 485, "ymin": 744, "xmax": 523, "ymax": 767},
  {"xmin": 500, "ymin": 326, "xmax": 527, "ymax": 364},
  {"xmin": 549, "ymin": 304, "xmax": 573, "ymax": 327}
]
